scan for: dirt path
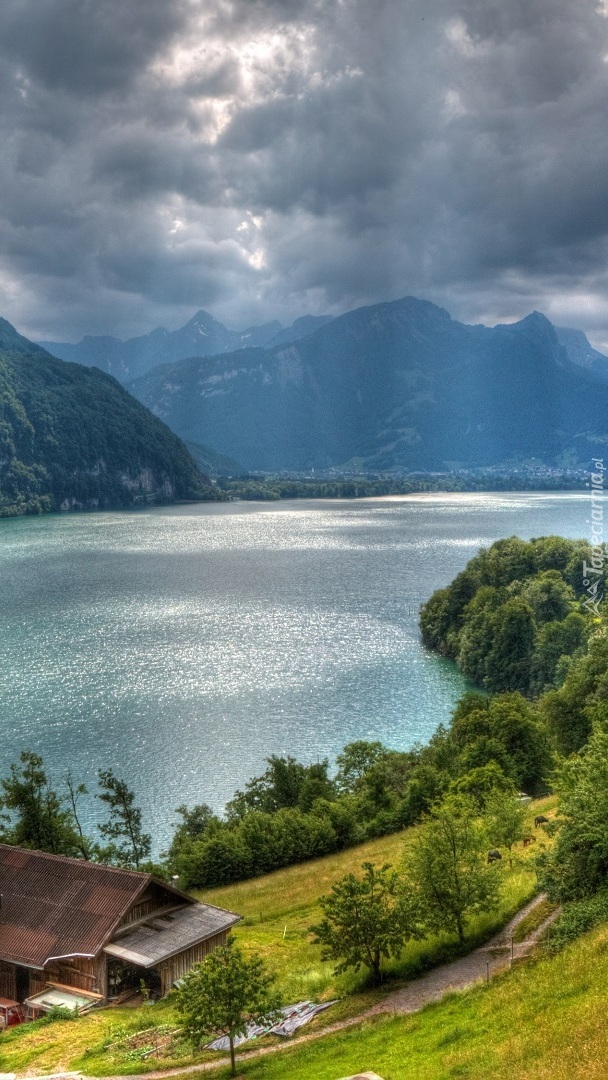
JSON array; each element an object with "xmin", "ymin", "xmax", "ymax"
[
  {"xmin": 29, "ymin": 894, "xmax": 557, "ymax": 1080},
  {"xmin": 368, "ymin": 892, "xmax": 558, "ymax": 1017}
]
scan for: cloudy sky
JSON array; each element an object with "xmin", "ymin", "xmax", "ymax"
[{"xmin": 2, "ymin": 0, "xmax": 608, "ymax": 346}]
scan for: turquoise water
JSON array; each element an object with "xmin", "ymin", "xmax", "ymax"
[{"xmin": 0, "ymin": 492, "xmax": 590, "ymax": 849}]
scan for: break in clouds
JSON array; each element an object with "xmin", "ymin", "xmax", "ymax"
[{"xmin": 2, "ymin": 0, "xmax": 608, "ymax": 344}]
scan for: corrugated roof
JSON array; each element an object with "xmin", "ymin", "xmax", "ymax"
[
  {"xmin": 0, "ymin": 845, "xmax": 150, "ymax": 968},
  {"xmin": 104, "ymin": 903, "xmax": 240, "ymax": 967}
]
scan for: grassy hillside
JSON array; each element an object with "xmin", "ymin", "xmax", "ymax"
[
  {"xmin": 0, "ymin": 805, "xmax": 551, "ymax": 1077},
  {"xmin": 197, "ymin": 821, "xmax": 546, "ymax": 1005},
  {"xmin": 225, "ymin": 916, "xmax": 608, "ymax": 1080}
]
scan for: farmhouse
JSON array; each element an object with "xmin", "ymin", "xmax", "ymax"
[{"xmin": 0, "ymin": 845, "xmax": 240, "ymax": 1015}]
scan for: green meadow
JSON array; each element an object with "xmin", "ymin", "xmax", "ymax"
[{"xmin": 0, "ymin": 802, "xmax": 552, "ymax": 1077}]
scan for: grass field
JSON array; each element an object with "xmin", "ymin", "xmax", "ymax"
[
  {"xmin": 211, "ymin": 917, "xmax": 608, "ymax": 1080},
  {"xmin": 0, "ymin": 799, "xmax": 554, "ymax": 1077},
  {"xmin": 197, "ymin": 810, "xmax": 552, "ymax": 1005}
]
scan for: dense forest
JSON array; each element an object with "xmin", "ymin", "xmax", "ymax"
[
  {"xmin": 420, "ymin": 536, "xmax": 593, "ymax": 697},
  {"xmin": 0, "ymin": 318, "xmax": 218, "ymax": 516}
]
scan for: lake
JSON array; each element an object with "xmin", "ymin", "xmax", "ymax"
[{"xmin": 0, "ymin": 492, "xmax": 591, "ymax": 850}]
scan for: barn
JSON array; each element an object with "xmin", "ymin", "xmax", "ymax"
[{"xmin": 0, "ymin": 845, "xmax": 240, "ymax": 1015}]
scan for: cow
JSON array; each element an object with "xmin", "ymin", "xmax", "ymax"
[
  {"xmin": 522, "ymin": 835, "xmax": 536, "ymax": 847},
  {"xmin": 487, "ymin": 849, "xmax": 502, "ymax": 863},
  {"xmin": 534, "ymin": 815, "xmax": 549, "ymax": 828}
]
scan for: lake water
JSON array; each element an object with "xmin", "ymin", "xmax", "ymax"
[{"xmin": 0, "ymin": 492, "xmax": 590, "ymax": 850}]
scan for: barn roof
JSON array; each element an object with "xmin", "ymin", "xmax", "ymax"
[
  {"xmin": 0, "ymin": 845, "xmax": 189, "ymax": 969},
  {"xmin": 104, "ymin": 902, "xmax": 240, "ymax": 967}
]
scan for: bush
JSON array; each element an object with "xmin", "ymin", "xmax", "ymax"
[{"xmin": 544, "ymin": 889, "xmax": 608, "ymax": 953}]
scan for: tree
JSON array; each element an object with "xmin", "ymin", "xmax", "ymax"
[
  {"xmin": 176, "ymin": 938, "xmax": 281, "ymax": 1076},
  {"xmin": 530, "ymin": 612, "xmax": 589, "ymax": 694},
  {"xmin": 484, "ymin": 598, "xmax": 536, "ymax": 694},
  {"xmin": 408, "ymin": 796, "xmax": 500, "ymax": 943},
  {"xmin": 335, "ymin": 741, "xmax": 386, "ymax": 793},
  {"xmin": 97, "ymin": 770, "xmax": 151, "ymax": 869},
  {"xmin": 310, "ymin": 861, "xmax": 421, "ymax": 985},
  {"xmin": 541, "ymin": 630, "xmax": 608, "ymax": 755},
  {"xmin": 449, "ymin": 763, "xmax": 515, "ymax": 810},
  {"xmin": 64, "ymin": 770, "xmax": 93, "ymax": 860},
  {"xmin": 516, "ymin": 570, "xmax": 575, "ymax": 624},
  {"xmin": 0, "ymin": 751, "xmax": 82, "ymax": 856},
  {"xmin": 539, "ymin": 723, "xmax": 608, "ymax": 902},
  {"xmin": 226, "ymin": 755, "xmax": 335, "ymax": 819},
  {"xmin": 449, "ymin": 692, "xmax": 551, "ymax": 796},
  {"xmin": 484, "ymin": 789, "xmax": 528, "ymax": 866}
]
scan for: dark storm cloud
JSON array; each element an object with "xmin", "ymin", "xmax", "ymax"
[
  {"xmin": 1, "ymin": 0, "xmax": 191, "ymax": 95},
  {"xmin": 1, "ymin": 0, "xmax": 608, "ymax": 342}
]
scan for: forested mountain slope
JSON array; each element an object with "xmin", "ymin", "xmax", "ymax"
[{"xmin": 0, "ymin": 318, "xmax": 214, "ymax": 515}]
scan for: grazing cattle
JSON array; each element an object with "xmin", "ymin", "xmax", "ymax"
[
  {"xmin": 522, "ymin": 835, "xmax": 536, "ymax": 847},
  {"xmin": 488, "ymin": 849, "xmax": 502, "ymax": 863},
  {"xmin": 534, "ymin": 815, "xmax": 549, "ymax": 828}
]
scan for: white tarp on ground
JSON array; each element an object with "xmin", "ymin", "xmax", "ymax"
[{"xmin": 206, "ymin": 999, "xmax": 338, "ymax": 1051}]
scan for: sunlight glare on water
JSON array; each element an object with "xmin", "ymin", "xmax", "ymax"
[{"xmin": 0, "ymin": 492, "xmax": 589, "ymax": 848}]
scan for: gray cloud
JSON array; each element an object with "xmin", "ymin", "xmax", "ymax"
[{"xmin": 1, "ymin": 0, "xmax": 608, "ymax": 344}]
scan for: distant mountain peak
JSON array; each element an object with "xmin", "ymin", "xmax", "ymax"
[
  {"xmin": 39, "ymin": 310, "xmax": 333, "ymax": 380},
  {"xmin": 556, "ymin": 324, "xmax": 608, "ymax": 383},
  {"xmin": 188, "ymin": 310, "xmax": 223, "ymax": 329}
]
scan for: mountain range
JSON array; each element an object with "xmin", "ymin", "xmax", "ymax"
[
  {"xmin": 33, "ymin": 296, "xmax": 608, "ymax": 476},
  {"xmin": 117, "ymin": 297, "xmax": 608, "ymax": 473},
  {"xmin": 0, "ymin": 318, "xmax": 213, "ymax": 516},
  {"xmin": 40, "ymin": 312, "xmax": 333, "ymax": 382}
]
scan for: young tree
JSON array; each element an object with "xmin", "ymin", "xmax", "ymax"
[
  {"xmin": 310, "ymin": 861, "xmax": 421, "ymax": 985},
  {"xmin": 408, "ymin": 796, "xmax": 500, "ymax": 943},
  {"xmin": 64, "ymin": 770, "xmax": 93, "ymax": 860},
  {"xmin": 97, "ymin": 770, "xmax": 151, "ymax": 869},
  {"xmin": 0, "ymin": 751, "xmax": 82, "ymax": 856},
  {"xmin": 176, "ymin": 938, "xmax": 281, "ymax": 1076},
  {"xmin": 484, "ymin": 789, "xmax": 528, "ymax": 866}
]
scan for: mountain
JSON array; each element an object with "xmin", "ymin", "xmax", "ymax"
[
  {"xmin": 555, "ymin": 326, "xmax": 608, "ymax": 383},
  {"xmin": 127, "ymin": 297, "xmax": 608, "ymax": 473},
  {"xmin": 266, "ymin": 314, "xmax": 333, "ymax": 347},
  {"xmin": 184, "ymin": 441, "xmax": 243, "ymax": 477},
  {"xmin": 39, "ymin": 312, "xmax": 333, "ymax": 383},
  {"xmin": 0, "ymin": 318, "xmax": 215, "ymax": 516}
]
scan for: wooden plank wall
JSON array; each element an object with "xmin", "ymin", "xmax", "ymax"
[
  {"xmin": 44, "ymin": 957, "xmax": 98, "ymax": 993},
  {"xmin": 157, "ymin": 931, "xmax": 230, "ymax": 996},
  {"xmin": 118, "ymin": 883, "xmax": 176, "ymax": 929},
  {"xmin": 0, "ymin": 961, "xmax": 16, "ymax": 1000}
]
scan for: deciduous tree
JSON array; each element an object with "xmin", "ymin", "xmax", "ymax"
[
  {"xmin": 310, "ymin": 861, "xmax": 421, "ymax": 984},
  {"xmin": 97, "ymin": 769, "xmax": 151, "ymax": 869},
  {"xmin": 0, "ymin": 751, "xmax": 82, "ymax": 856},
  {"xmin": 176, "ymin": 938, "xmax": 281, "ymax": 1076},
  {"xmin": 408, "ymin": 796, "xmax": 500, "ymax": 943}
]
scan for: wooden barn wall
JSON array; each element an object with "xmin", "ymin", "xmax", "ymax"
[
  {"xmin": 118, "ymin": 883, "xmax": 178, "ymax": 929},
  {"xmin": 43, "ymin": 956, "xmax": 99, "ymax": 994},
  {"xmin": 158, "ymin": 931, "xmax": 230, "ymax": 996},
  {"xmin": 0, "ymin": 960, "xmax": 16, "ymax": 999}
]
